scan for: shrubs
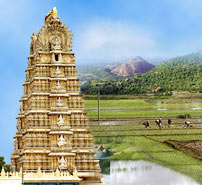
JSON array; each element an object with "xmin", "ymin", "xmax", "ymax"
[
  {"xmin": 177, "ymin": 114, "xmax": 192, "ymax": 119},
  {"xmin": 99, "ymin": 159, "xmax": 110, "ymax": 174}
]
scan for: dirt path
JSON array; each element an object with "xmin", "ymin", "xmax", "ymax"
[{"xmin": 165, "ymin": 140, "xmax": 202, "ymax": 160}]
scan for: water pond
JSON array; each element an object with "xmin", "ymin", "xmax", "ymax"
[{"xmin": 102, "ymin": 160, "xmax": 200, "ymax": 185}]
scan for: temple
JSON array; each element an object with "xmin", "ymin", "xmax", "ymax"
[{"xmin": 9, "ymin": 7, "xmax": 102, "ymax": 185}]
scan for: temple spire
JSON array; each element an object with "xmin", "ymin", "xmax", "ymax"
[
  {"xmin": 45, "ymin": 7, "xmax": 60, "ymax": 25},
  {"xmin": 11, "ymin": 7, "xmax": 102, "ymax": 184},
  {"xmin": 53, "ymin": 7, "xmax": 57, "ymax": 16}
]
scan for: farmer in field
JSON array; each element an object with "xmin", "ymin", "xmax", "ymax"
[
  {"xmin": 143, "ymin": 121, "xmax": 151, "ymax": 128},
  {"xmin": 155, "ymin": 117, "xmax": 162, "ymax": 129},
  {"xmin": 159, "ymin": 117, "xmax": 162, "ymax": 123},
  {"xmin": 168, "ymin": 118, "xmax": 172, "ymax": 127},
  {"xmin": 184, "ymin": 121, "xmax": 190, "ymax": 128}
]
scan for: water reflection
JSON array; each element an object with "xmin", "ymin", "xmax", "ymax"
[
  {"xmin": 191, "ymin": 107, "xmax": 202, "ymax": 110},
  {"xmin": 102, "ymin": 160, "xmax": 200, "ymax": 185}
]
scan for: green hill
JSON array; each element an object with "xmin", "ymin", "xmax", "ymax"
[
  {"xmin": 81, "ymin": 52, "xmax": 202, "ymax": 95},
  {"xmin": 77, "ymin": 63, "xmax": 122, "ymax": 84}
]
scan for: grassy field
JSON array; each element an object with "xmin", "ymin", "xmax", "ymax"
[
  {"xmin": 86, "ymin": 94, "xmax": 202, "ymax": 183},
  {"xmin": 85, "ymin": 98, "xmax": 202, "ymax": 118},
  {"xmin": 87, "ymin": 109, "xmax": 202, "ymax": 118},
  {"xmin": 90, "ymin": 122, "xmax": 202, "ymax": 184},
  {"xmin": 85, "ymin": 99, "xmax": 156, "ymax": 109}
]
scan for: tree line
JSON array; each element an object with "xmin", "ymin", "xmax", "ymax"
[{"xmin": 81, "ymin": 52, "xmax": 202, "ymax": 95}]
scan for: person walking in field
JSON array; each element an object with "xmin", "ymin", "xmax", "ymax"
[{"xmin": 143, "ymin": 121, "xmax": 151, "ymax": 128}]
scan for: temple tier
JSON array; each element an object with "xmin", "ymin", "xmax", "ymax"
[{"xmin": 11, "ymin": 7, "xmax": 101, "ymax": 185}]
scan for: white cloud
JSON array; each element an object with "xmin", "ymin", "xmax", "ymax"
[{"xmin": 75, "ymin": 19, "xmax": 158, "ymax": 61}]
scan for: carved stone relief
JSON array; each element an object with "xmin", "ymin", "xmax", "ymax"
[
  {"xmin": 57, "ymin": 135, "xmax": 66, "ymax": 147},
  {"xmin": 57, "ymin": 115, "xmax": 64, "ymax": 126},
  {"xmin": 58, "ymin": 156, "xmax": 67, "ymax": 170}
]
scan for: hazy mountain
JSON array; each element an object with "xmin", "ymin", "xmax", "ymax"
[
  {"xmin": 77, "ymin": 56, "xmax": 159, "ymax": 82},
  {"xmin": 81, "ymin": 51, "xmax": 202, "ymax": 94},
  {"xmin": 110, "ymin": 57, "xmax": 155, "ymax": 76}
]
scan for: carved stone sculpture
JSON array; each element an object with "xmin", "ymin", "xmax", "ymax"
[
  {"xmin": 56, "ymin": 81, "xmax": 62, "ymax": 89},
  {"xmin": 51, "ymin": 37, "xmax": 61, "ymax": 50},
  {"xmin": 57, "ymin": 97, "xmax": 63, "ymax": 106},
  {"xmin": 58, "ymin": 156, "xmax": 67, "ymax": 170},
  {"xmin": 57, "ymin": 135, "xmax": 66, "ymax": 147},
  {"xmin": 16, "ymin": 119, "xmax": 21, "ymax": 130},
  {"xmin": 14, "ymin": 139, "xmax": 18, "ymax": 150},
  {"xmin": 20, "ymin": 104, "xmax": 23, "ymax": 112},
  {"xmin": 57, "ymin": 115, "xmax": 64, "ymax": 126},
  {"xmin": 55, "ymin": 66, "xmax": 61, "ymax": 74},
  {"xmin": 31, "ymin": 33, "xmax": 37, "ymax": 41},
  {"xmin": 59, "ymin": 53, "xmax": 63, "ymax": 63}
]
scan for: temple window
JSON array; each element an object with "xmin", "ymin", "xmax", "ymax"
[{"xmin": 55, "ymin": 54, "xmax": 59, "ymax": 61}]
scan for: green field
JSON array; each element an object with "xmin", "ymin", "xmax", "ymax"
[
  {"xmin": 91, "ymin": 123, "xmax": 202, "ymax": 183},
  {"xmin": 85, "ymin": 98, "xmax": 202, "ymax": 118},
  {"xmin": 85, "ymin": 99, "xmax": 156, "ymax": 109},
  {"xmin": 86, "ymin": 95, "xmax": 202, "ymax": 183}
]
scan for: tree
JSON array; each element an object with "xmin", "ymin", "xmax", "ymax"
[{"xmin": 0, "ymin": 157, "xmax": 5, "ymax": 171}]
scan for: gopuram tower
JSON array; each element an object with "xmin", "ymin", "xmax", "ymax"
[{"xmin": 10, "ymin": 7, "xmax": 101, "ymax": 185}]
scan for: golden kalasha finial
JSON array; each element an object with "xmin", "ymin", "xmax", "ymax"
[
  {"xmin": 37, "ymin": 167, "xmax": 42, "ymax": 178},
  {"xmin": 45, "ymin": 7, "xmax": 59, "ymax": 24},
  {"xmin": 53, "ymin": 7, "xmax": 57, "ymax": 16}
]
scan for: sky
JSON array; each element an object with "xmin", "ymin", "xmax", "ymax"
[{"xmin": 1, "ymin": 0, "xmax": 202, "ymax": 162}]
